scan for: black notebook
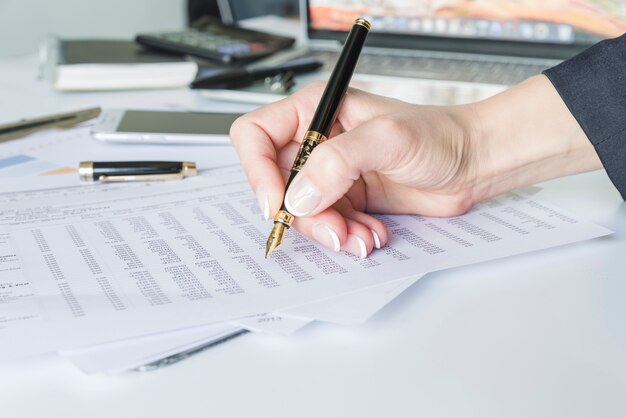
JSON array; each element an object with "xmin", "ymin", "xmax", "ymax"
[{"xmin": 52, "ymin": 40, "xmax": 198, "ymax": 91}]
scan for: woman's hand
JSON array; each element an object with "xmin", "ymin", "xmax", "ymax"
[{"xmin": 230, "ymin": 76, "xmax": 601, "ymax": 257}]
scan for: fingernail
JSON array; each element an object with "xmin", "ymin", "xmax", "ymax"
[
  {"xmin": 343, "ymin": 234, "xmax": 367, "ymax": 258},
  {"xmin": 256, "ymin": 188, "xmax": 270, "ymax": 220},
  {"xmin": 284, "ymin": 174, "xmax": 321, "ymax": 217},
  {"xmin": 371, "ymin": 230, "xmax": 381, "ymax": 249},
  {"xmin": 311, "ymin": 224, "xmax": 340, "ymax": 252}
]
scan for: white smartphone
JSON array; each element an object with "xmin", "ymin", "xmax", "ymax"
[{"xmin": 92, "ymin": 109, "xmax": 242, "ymax": 144}]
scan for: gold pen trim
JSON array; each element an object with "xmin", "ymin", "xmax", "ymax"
[
  {"xmin": 273, "ymin": 210, "xmax": 295, "ymax": 227},
  {"xmin": 291, "ymin": 130, "xmax": 327, "ymax": 172},
  {"xmin": 354, "ymin": 18, "xmax": 372, "ymax": 31},
  {"xmin": 182, "ymin": 161, "xmax": 197, "ymax": 177},
  {"xmin": 78, "ymin": 161, "xmax": 94, "ymax": 182}
]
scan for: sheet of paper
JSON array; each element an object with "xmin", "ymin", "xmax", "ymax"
[
  {"xmin": 236, "ymin": 274, "xmax": 422, "ymax": 333},
  {"xmin": 0, "ymin": 168, "xmax": 612, "ymax": 359},
  {"xmin": 61, "ymin": 275, "xmax": 421, "ymax": 374},
  {"xmin": 279, "ymin": 276, "xmax": 421, "ymax": 326},
  {"xmin": 0, "ymin": 165, "xmax": 418, "ymax": 368},
  {"xmin": 4, "ymin": 173, "xmax": 426, "ymax": 356},
  {"xmin": 60, "ymin": 322, "xmax": 240, "ymax": 374}
]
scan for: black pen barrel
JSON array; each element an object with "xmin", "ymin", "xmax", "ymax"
[
  {"xmin": 308, "ymin": 19, "xmax": 370, "ymax": 137},
  {"xmin": 92, "ymin": 161, "xmax": 184, "ymax": 178},
  {"xmin": 79, "ymin": 161, "xmax": 197, "ymax": 181}
]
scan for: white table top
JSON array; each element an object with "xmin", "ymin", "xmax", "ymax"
[{"xmin": 1, "ymin": 55, "xmax": 625, "ymax": 418}]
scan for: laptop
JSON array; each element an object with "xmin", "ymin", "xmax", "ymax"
[
  {"xmin": 304, "ymin": 0, "xmax": 626, "ymax": 85},
  {"xmin": 204, "ymin": 0, "xmax": 626, "ymax": 104}
]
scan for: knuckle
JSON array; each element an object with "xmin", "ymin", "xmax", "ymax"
[
  {"xmin": 454, "ymin": 196, "xmax": 475, "ymax": 215},
  {"xmin": 374, "ymin": 114, "xmax": 407, "ymax": 136},
  {"xmin": 228, "ymin": 114, "xmax": 250, "ymax": 144},
  {"xmin": 443, "ymin": 194, "xmax": 474, "ymax": 217}
]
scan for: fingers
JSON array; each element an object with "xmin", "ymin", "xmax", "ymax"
[
  {"xmin": 230, "ymin": 83, "xmax": 329, "ymax": 216},
  {"xmin": 231, "ymin": 83, "xmax": 406, "ymax": 218},
  {"xmin": 289, "ymin": 198, "xmax": 389, "ymax": 257},
  {"xmin": 232, "ymin": 82, "xmax": 408, "ymax": 258},
  {"xmin": 340, "ymin": 206, "xmax": 388, "ymax": 250},
  {"xmin": 284, "ymin": 115, "xmax": 407, "ymax": 217},
  {"xmin": 292, "ymin": 207, "xmax": 347, "ymax": 252}
]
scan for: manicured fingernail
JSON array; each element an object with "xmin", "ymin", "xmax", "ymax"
[
  {"xmin": 284, "ymin": 174, "xmax": 321, "ymax": 217},
  {"xmin": 371, "ymin": 230, "xmax": 381, "ymax": 249},
  {"xmin": 343, "ymin": 234, "xmax": 367, "ymax": 258},
  {"xmin": 312, "ymin": 224, "xmax": 340, "ymax": 252},
  {"xmin": 256, "ymin": 188, "xmax": 270, "ymax": 220}
]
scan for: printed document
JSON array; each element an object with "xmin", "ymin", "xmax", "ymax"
[{"xmin": 0, "ymin": 168, "xmax": 611, "ymax": 358}]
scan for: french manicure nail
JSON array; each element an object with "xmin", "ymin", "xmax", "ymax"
[
  {"xmin": 371, "ymin": 230, "xmax": 381, "ymax": 249},
  {"xmin": 284, "ymin": 174, "xmax": 321, "ymax": 217},
  {"xmin": 312, "ymin": 224, "xmax": 340, "ymax": 252},
  {"xmin": 256, "ymin": 188, "xmax": 270, "ymax": 220},
  {"xmin": 344, "ymin": 234, "xmax": 367, "ymax": 258}
]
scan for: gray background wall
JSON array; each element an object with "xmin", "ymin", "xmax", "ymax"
[{"xmin": 0, "ymin": 0, "xmax": 187, "ymax": 59}]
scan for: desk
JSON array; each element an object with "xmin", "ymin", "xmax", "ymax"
[{"xmin": 1, "ymin": 54, "xmax": 625, "ymax": 418}]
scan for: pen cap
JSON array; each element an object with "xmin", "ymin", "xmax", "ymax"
[{"xmin": 308, "ymin": 18, "xmax": 370, "ymax": 137}]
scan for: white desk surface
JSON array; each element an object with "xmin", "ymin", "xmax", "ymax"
[{"xmin": 1, "ymin": 54, "xmax": 625, "ymax": 418}]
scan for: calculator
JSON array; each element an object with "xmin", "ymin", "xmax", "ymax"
[{"xmin": 135, "ymin": 18, "xmax": 296, "ymax": 64}]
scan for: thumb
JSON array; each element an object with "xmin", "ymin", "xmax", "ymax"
[{"xmin": 284, "ymin": 117, "xmax": 402, "ymax": 217}]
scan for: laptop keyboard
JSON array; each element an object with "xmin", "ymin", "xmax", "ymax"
[{"xmin": 312, "ymin": 50, "xmax": 555, "ymax": 86}]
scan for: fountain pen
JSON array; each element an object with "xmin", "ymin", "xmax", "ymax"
[{"xmin": 265, "ymin": 18, "xmax": 371, "ymax": 258}]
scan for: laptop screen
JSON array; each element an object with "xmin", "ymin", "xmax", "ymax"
[{"xmin": 307, "ymin": 0, "xmax": 626, "ymax": 57}]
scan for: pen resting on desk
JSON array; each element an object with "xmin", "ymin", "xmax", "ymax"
[{"xmin": 79, "ymin": 161, "xmax": 197, "ymax": 182}]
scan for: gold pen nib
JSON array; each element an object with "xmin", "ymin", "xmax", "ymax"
[
  {"xmin": 265, "ymin": 209, "xmax": 295, "ymax": 258},
  {"xmin": 265, "ymin": 222, "xmax": 287, "ymax": 258}
]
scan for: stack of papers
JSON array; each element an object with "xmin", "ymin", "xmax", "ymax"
[{"xmin": 0, "ymin": 127, "xmax": 612, "ymax": 374}]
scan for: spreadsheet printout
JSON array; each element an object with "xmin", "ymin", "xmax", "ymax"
[{"xmin": 0, "ymin": 169, "xmax": 611, "ymax": 357}]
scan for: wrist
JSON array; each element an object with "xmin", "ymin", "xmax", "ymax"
[{"xmin": 467, "ymin": 75, "xmax": 602, "ymax": 201}]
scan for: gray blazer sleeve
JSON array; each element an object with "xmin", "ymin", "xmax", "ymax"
[{"xmin": 543, "ymin": 34, "xmax": 626, "ymax": 199}]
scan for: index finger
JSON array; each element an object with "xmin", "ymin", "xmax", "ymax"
[{"xmin": 229, "ymin": 82, "xmax": 328, "ymax": 216}]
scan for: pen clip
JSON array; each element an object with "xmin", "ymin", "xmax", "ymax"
[{"xmin": 98, "ymin": 173, "xmax": 185, "ymax": 182}]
